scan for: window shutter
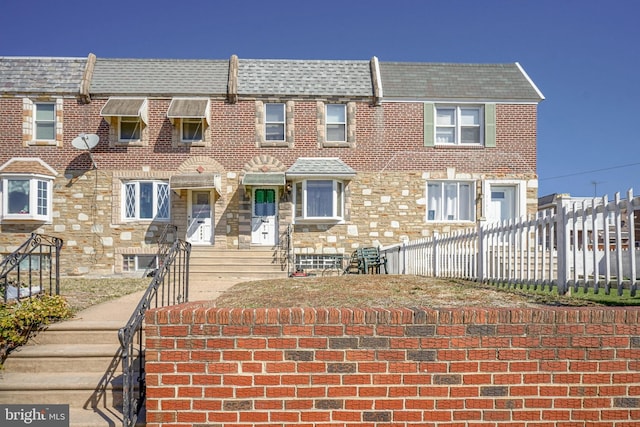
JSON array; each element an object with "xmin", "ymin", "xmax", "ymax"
[
  {"xmin": 423, "ymin": 103, "xmax": 435, "ymax": 147},
  {"xmin": 484, "ymin": 103, "xmax": 496, "ymax": 147}
]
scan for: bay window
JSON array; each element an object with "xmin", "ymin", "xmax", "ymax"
[
  {"xmin": 123, "ymin": 181, "xmax": 170, "ymax": 221},
  {"xmin": 427, "ymin": 181, "xmax": 474, "ymax": 222},
  {"xmin": 2, "ymin": 176, "xmax": 52, "ymax": 222},
  {"xmin": 294, "ymin": 179, "xmax": 344, "ymax": 221}
]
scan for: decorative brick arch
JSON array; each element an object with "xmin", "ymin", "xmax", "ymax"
[
  {"xmin": 240, "ymin": 155, "xmax": 286, "ymax": 177},
  {"xmin": 176, "ymin": 155, "xmax": 225, "ymax": 175}
]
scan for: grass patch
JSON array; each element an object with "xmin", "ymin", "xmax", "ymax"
[
  {"xmin": 487, "ymin": 281, "xmax": 640, "ymax": 306},
  {"xmin": 59, "ymin": 276, "xmax": 150, "ymax": 313}
]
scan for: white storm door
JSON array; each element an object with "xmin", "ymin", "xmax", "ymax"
[
  {"xmin": 489, "ymin": 186, "xmax": 517, "ymax": 222},
  {"xmin": 251, "ymin": 188, "xmax": 278, "ymax": 245},
  {"xmin": 187, "ymin": 191, "xmax": 213, "ymax": 244}
]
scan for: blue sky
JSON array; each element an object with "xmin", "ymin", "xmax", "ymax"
[{"xmin": 2, "ymin": 0, "xmax": 639, "ymax": 199}]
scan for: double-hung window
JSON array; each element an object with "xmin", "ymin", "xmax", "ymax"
[
  {"xmin": 34, "ymin": 103, "xmax": 56, "ymax": 141},
  {"xmin": 119, "ymin": 117, "xmax": 141, "ymax": 142},
  {"xmin": 326, "ymin": 104, "xmax": 346, "ymax": 142},
  {"xmin": 436, "ymin": 106, "xmax": 483, "ymax": 145},
  {"xmin": 427, "ymin": 181, "xmax": 474, "ymax": 222},
  {"xmin": 265, "ymin": 103, "xmax": 285, "ymax": 141},
  {"xmin": 123, "ymin": 181, "xmax": 170, "ymax": 221},
  {"xmin": 2, "ymin": 176, "xmax": 52, "ymax": 222},
  {"xmin": 181, "ymin": 118, "xmax": 203, "ymax": 142},
  {"xmin": 294, "ymin": 179, "xmax": 344, "ymax": 221}
]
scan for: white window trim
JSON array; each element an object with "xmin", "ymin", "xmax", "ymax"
[
  {"xmin": 435, "ymin": 105, "xmax": 484, "ymax": 146},
  {"xmin": 325, "ymin": 104, "xmax": 347, "ymax": 142},
  {"xmin": 118, "ymin": 116, "xmax": 143, "ymax": 143},
  {"xmin": 33, "ymin": 102, "xmax": 57, "ymax": 141},
  {"xmin": 122, "ymin": 254, "xmax": 158, "ymax": 272},
  {"xmin": 265, "ymin": 103, "xmax": 286, "ymax": 142},
  {"xmin": 122, "ymin": 180, "xmax": 170, "ymax": 222},
  {"xmin": 180, "ymin": 118, "xmax": 205, "ymax": 143},
  {"xmin": 482, "ymin": 179, "xmax": 527, "ymax": 222},
  {"xmin": 426, "ymin": 180, "xmax": 476, "ymax": 223},
  {"xmin": 1, "ymin": 174, "xmax": 53, "ymax": 222},
  {"xmin": 293, "ymin": 179, "xmax": 345, "ymax": 223}
]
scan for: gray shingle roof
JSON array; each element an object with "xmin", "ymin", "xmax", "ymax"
[
  {"xmin": 287, "ymin": 158, "xmax": 356, "ymax": 177},
  {"xmin": 238, "ymin": 59, "xmax": 373, "ymax": 97},
  {"xmin": 0, "ymin": 56, "xmax": 544, "ymax": 103},
  {"xmin": 0, "ymin": 56, "xmax": 86, "ymax": 94},
  {"xmin": 89, "ymin": 58, "xmax": 229, "ymax": 96},
  {"xmin": 379, "ymin": 62, "xmax": 543, "ymax": 101}
]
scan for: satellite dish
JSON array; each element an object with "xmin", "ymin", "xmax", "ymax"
[
  {"xmin": 71, "ymin": 133, "xmax": 99, "ymax": 169},
  {"xmin": 71, "ymin": 133, "xmax": 99, "ymax": 150}
]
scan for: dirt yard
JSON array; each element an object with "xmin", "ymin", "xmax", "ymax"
[{"xmin": 214, "ymin": 274, "xmax": 596, "ymax": 308}]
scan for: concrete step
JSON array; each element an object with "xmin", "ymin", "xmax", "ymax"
[
  {"xmin": 2, "ymin": 344, "xmax": 123, "ymax": 373},
  {"xmin": 0, "ymin": 371, "xmax": 135, "ymax": 409},
  {"xmin": 188, "ymin": 248, "xmax": 290, "ymax": 279},
  {"xmin": 68, "ymin": 407, "xmax": 145, "ymax": 427},
  {"xmin": 27, "ymin": 320, "xmax": 122, "ymax": 346}
]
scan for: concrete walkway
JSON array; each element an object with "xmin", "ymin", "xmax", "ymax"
[{"xmin": 71, "ymin": 275, "xmax": 252, "ymax": 323}]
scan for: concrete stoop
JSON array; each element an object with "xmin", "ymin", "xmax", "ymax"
[
  {"xmin": 189, "ymin": 246, "xmax": 290, "ymax": 281},
  {"xmin": 0, "ymin": 320, "xmax": 144, "ymax": 426}
]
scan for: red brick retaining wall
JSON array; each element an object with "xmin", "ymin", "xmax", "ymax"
[{"xmin": 145, "ymin": 304, "xmax": 640, "ymax": 427}]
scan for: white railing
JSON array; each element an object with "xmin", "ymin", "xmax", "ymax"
[{"xmin": 381, "ymin": 189, "xmax": 640, "ymax": 296}]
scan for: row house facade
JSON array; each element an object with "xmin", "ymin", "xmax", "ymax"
[{"xmin": 0, "ymin": 54, "xmax": 544, "ymax": 276}]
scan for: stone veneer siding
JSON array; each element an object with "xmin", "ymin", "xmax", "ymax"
[
  {"xmin": 145, "ymin": 304, "xmax": 640, "ymax": 427},
  {"xmin": 0, "ymin": 96, "xmax": 538, "ymax": 274}
]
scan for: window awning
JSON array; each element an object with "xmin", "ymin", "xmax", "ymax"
[
  {"xmin": 241, "ymin": 172, "xmax": 286, "ymax": 186},
  {"xmin": 286, "ymin": 157, "xmax": 356, "ymax": 179},
  {"xmin": 167, "ymin": 98, "xmax": 211, "ymax": 125},
  {"xmin": 100, "ymin": 98, "xmax": 148, "ymax": 124},
  {"xmin": 170, "ymin": 173, "xmax": 221, "ymax": 193}
]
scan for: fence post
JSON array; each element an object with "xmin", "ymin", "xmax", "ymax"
[
  {"xmin": 432, "ymin": 232, "xmax": 439, "ymax": 277},
  {"xmin": 556, "ymin": 201, "xmax": 569, "ymax": 294},
  {"xmin": 477, "ymin": 220, "xmax": 485, "ymax": 282},
  {"xmin": 401, "ymin": 241, "xmax": 407, "ymax": 275}
]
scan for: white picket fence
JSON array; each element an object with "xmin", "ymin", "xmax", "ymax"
[{"xmin": 381, "ymin": 189, "xmax": 640, "ymax": 296}]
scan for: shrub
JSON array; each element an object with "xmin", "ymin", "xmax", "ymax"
[{"xmin": 0, "ymin": 294, "xmax": 72, "ymax": 365}]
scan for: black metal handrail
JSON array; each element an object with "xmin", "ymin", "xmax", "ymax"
[
  {"xmin": 278, "ymin": 224, "xmax": 294, "ymax": 275},
  {"xmin": 118, "ymin": 238, "xmax": 191, "ymax": 427},
  {"xmin": 1, "ymin": 233, "xmax": 63, "ymax": 303},
  {"xmin": 144, "ymin": 224, "xmax": 178, "ymax": 278}
]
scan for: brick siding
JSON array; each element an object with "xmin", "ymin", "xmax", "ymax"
[
  {"xmin": 146, "ymin": 304, "xmax": 640, "ymax": 427},
  {"xmin": 0, "ymin": 96, "xmax": 538, "ymax": 274}
]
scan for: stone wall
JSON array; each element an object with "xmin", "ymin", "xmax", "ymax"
[
  {"xmin": 1, "ymin": 95, "xmax": 539, "ymax": 275},
  {"xmin": 145, "ymin": 303, "xmax": 640, "ymax": 427}
]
